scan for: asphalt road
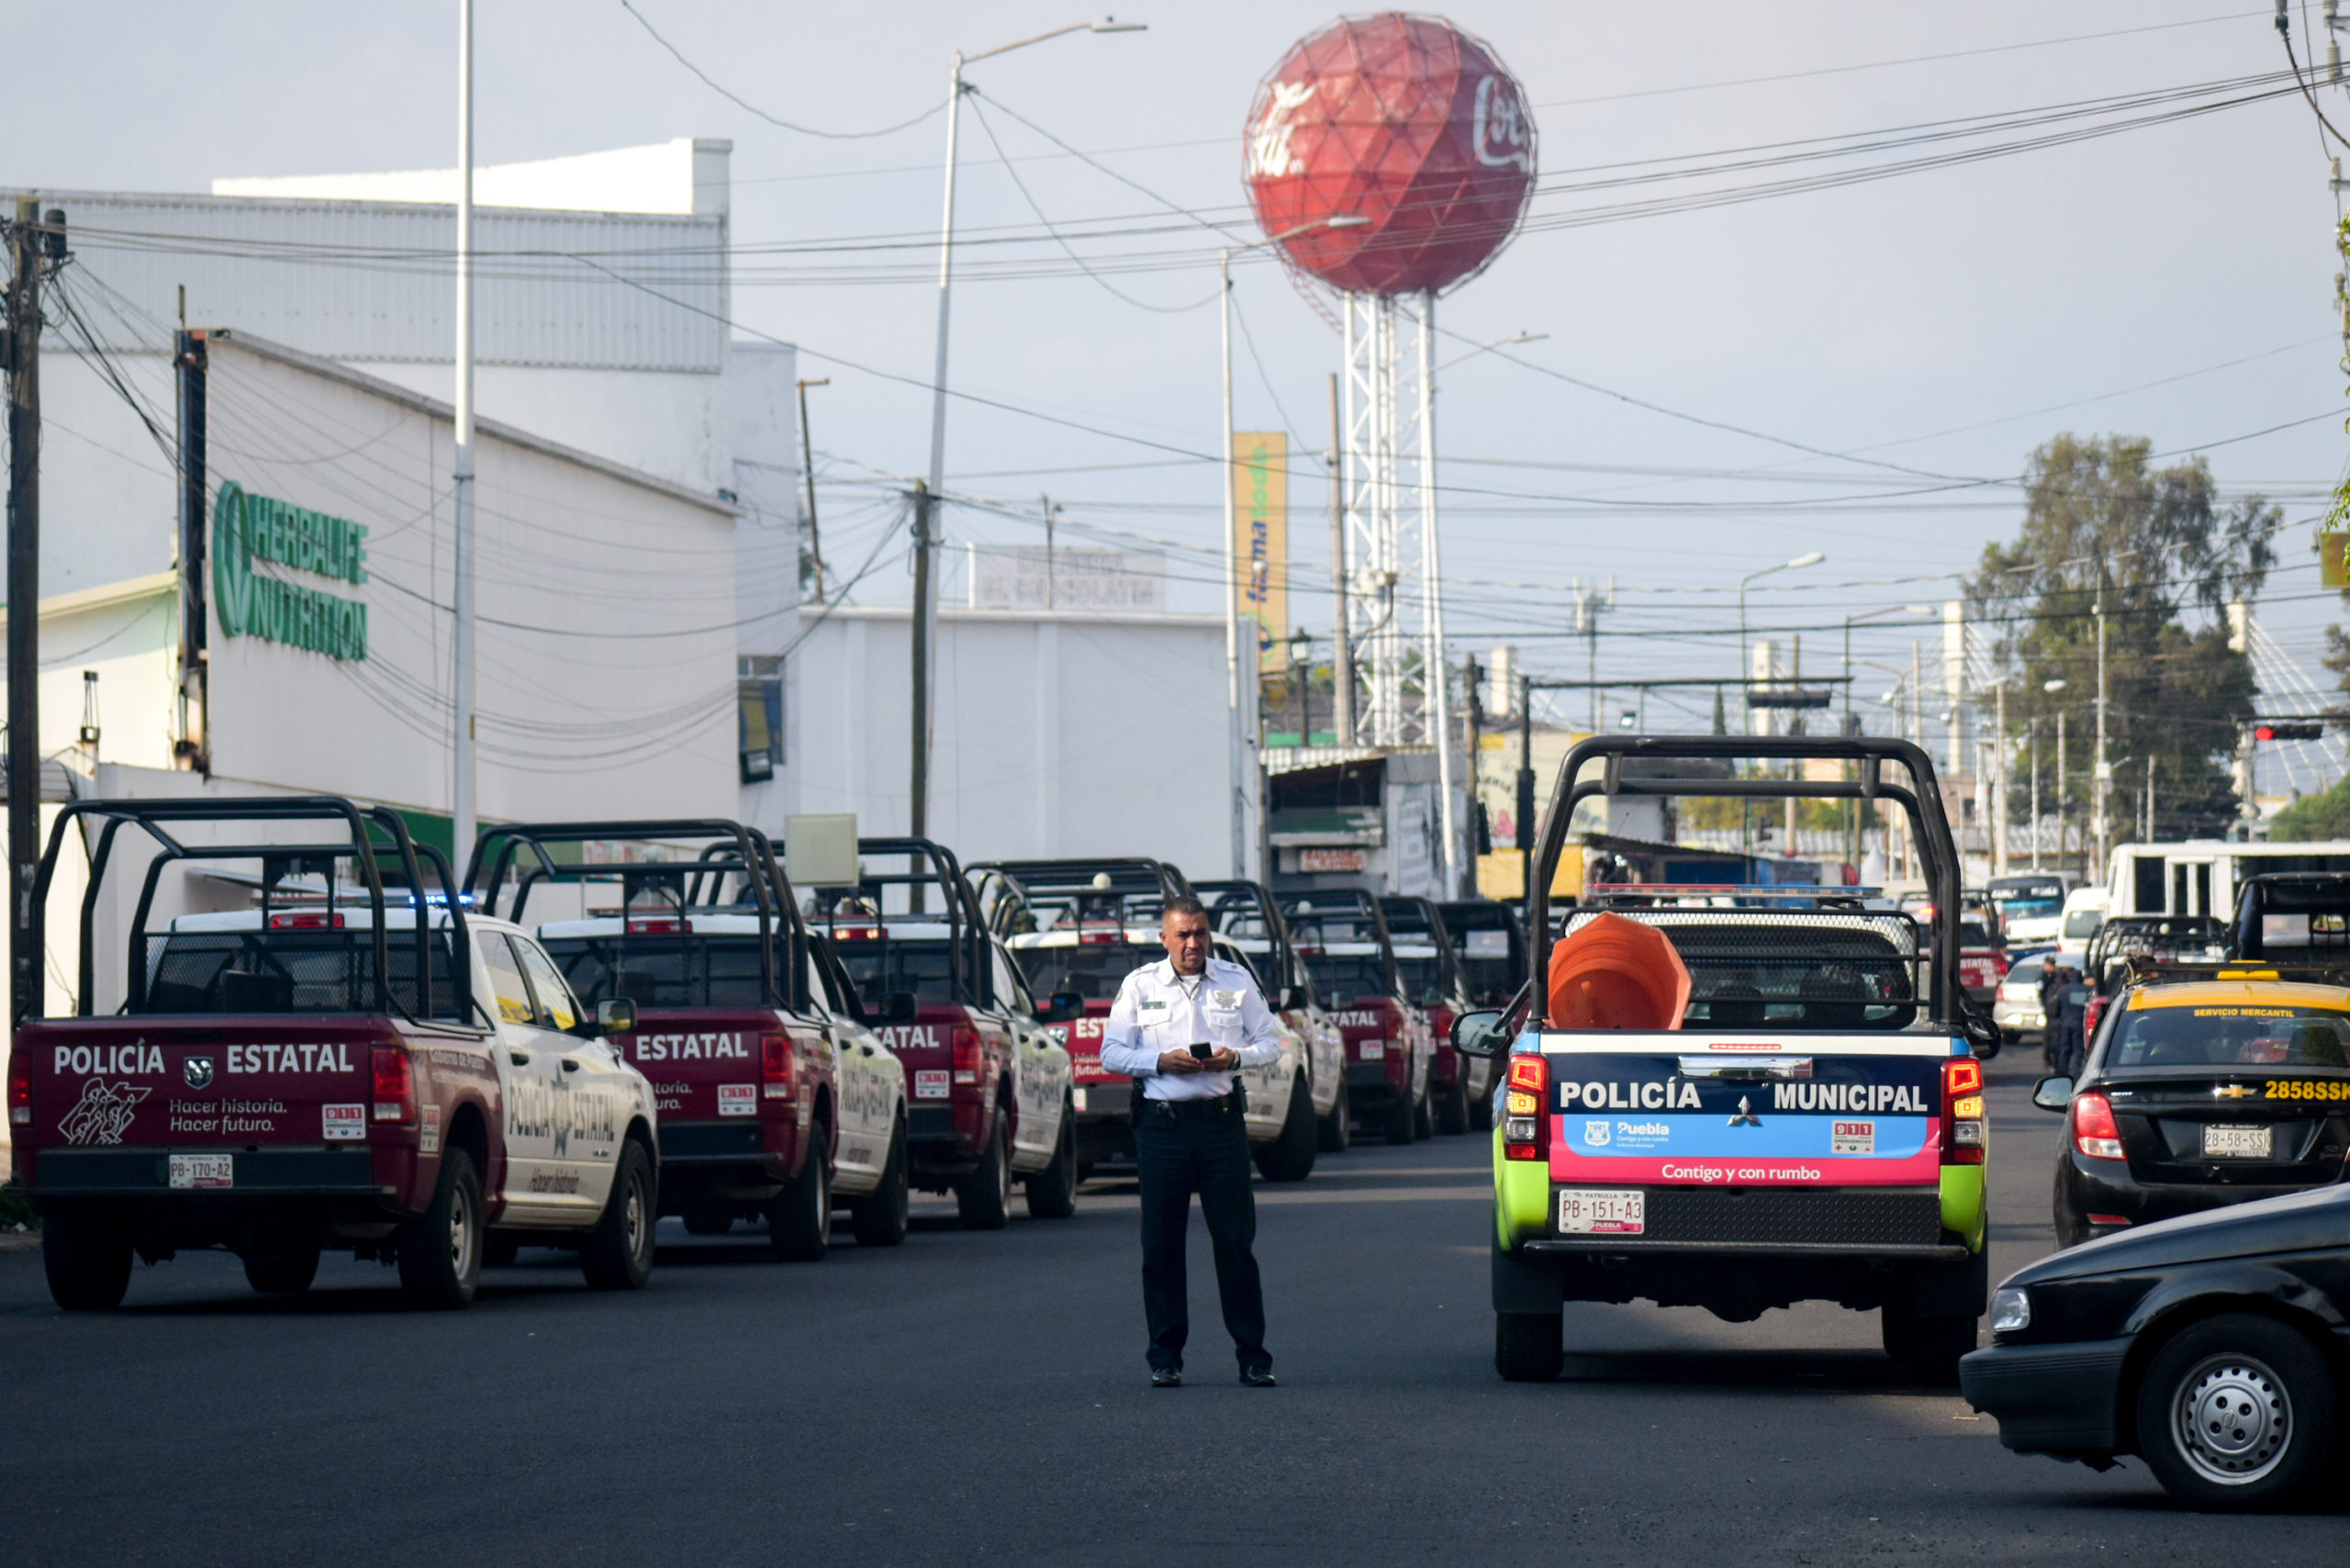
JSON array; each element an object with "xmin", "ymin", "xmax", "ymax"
[{"xmin": 4, "ymin": 1063, "xmax": 2344, "ymax": 1566}]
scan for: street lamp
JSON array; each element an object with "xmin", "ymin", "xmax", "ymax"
[
  {"xmin": 1738, "ymin": 551, "xmax": 1826, "ymax": 731},
  {"xmin": 1841, "ymin": 603, "xmax": 1932, "ymax": 735},
  {"xmin": 913, "ymin": 17, "xmax": 1146, "ymax": 844},
  {"xmin": 1220, "ymin": 213, "xmax": 1367, "ymax": 877}
]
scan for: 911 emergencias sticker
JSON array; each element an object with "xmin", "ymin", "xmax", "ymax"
[
  {"xmin": 322, "ymin": 1103, "xmax": 366, "ymax": 1141},
  {"xmin": 914, "ymin": 1070, "xmax": 951, "ymax": 1100},
  {"xmin": 717, "ymin": 1084, "xmax": 757, "ymax": 1117}
]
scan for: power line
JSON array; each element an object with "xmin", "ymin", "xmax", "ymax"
[{"xmin": 617, "ymin": 0, "xmax": 946, "ymax": 140}]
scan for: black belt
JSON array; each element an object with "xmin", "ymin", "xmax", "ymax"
[{"xmin": 1139, "ymin": 1090, "xmax": 1243, "ymax": 1120}]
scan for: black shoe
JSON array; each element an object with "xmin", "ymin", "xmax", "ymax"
[
  {"xmin": 1150, "ymin": 1367, "xmax": 1182, "ymax": 1388},
  {"xmin": 1238, "ymin": 1366, "xmax": 1277, "ymax": 1387}
]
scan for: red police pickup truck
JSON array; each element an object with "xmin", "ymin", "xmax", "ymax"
[
  {"xmin": 9, "ymin": 798, "xmax": 655, "ymax": 1311},
  {"xmin": 1280, "ymin": 890, "xmax": 1434, "ymax": 1145},
  {"xmin": 471, "ymin": 820, "xmax": 911, "ymax": 1257},
  {"xmin": 811, "ymin": 838, "xmax": 1076, "ymax": 1228}
]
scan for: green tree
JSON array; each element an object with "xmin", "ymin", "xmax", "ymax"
[{"xmin": 1967, "ymin": 434, "xmax": 2275, "ymax": 840}]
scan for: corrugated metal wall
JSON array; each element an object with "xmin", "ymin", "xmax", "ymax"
[{"xmin": 31, "ymin": 191, "xmax": 724, "ymax": 371}]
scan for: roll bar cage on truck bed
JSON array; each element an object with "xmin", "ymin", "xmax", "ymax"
[{"xmin": 31, "ymin": 794, "xmax": 472, "ymax": 1025}]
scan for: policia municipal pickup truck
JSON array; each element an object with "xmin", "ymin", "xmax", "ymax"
[{"xmin": 1452, "ymin": 736, "xmax": 1999, "ymax": 1384}]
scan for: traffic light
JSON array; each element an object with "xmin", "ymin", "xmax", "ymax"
[{"xmin": 2255, "ymin": 722, "xmax": 2325, "ymax": 742}]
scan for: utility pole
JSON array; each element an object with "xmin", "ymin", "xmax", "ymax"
[
  {"xmin": 6, "ymin": 197, "xmax": 62, "ymax": 1027},
  {"xmin": 796, "ymin": 376, "xmax": 829, "ymax": 602},
  {"xmin": 2092, "ymin": 596, "xmax": 2109, "ymax": 874},
  {"xmin": 1040, "ymin": 494, "xmax": 1057, "ymax": 610},
  {"xmin": 1515, "ymin": 674, "xmax": 1536, "ymax": 897},
  {"xmin": 2029, "ymin": 719, "xmax": 2040, "ymax": 870},
  {"xmin": 173, "ymin": 322, "xmax": 209, "ymax": 772},
  {"xmin": 1326, "ymin": 372, "xmax": 1352, "ymax": 745},
  {"xmin": 451, "ymin": 0, "xmax": 478, "ymax": 863},
  {"xmin": 2056, "ymin": 711, "xmax": 2069, "ymax": 879},
  {"xmin": 909, "ymin": 481, "xmax": 934, "ymax": 838},
  {"xmin": 1993, "ymin": 680, "xmax": 2009, "ymax": 877}
]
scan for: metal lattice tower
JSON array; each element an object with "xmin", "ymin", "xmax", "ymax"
[{"xmin": 1338, "ymin": 289, "xmax": 1449, "ymax": 750}]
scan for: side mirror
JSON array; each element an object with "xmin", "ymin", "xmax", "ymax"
[
  {"xmin": 1037, "ymin": 991, "xmax": 1084, "ymax": 1025},
  {"xmin": 1451, "ymin": 1009, "xmax": 1507, "ymax": 1058},
  {"xmin": 596, "ymin": 998, "xmax": 636, "ymax": 1037},
  {"xmin": 2032, "ymin": 1075, "xmax": 2075, "ymax": 1112},
  {"xmin": 1326, "ymin": 989, "xmax": 1354, "ymax": 1010},
  {"xmin": 1277, "ymin": 984, "xmax": 1305, "ymax": 1011},
  {"xmin": 1959, "ymin": 1012, "xmax": 2000, "ymax": 1058},
  {"xmin": 879, "ymin": 990, "xmax": 919, "ymax": 1025}
]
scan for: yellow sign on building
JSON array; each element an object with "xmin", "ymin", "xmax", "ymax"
[
  {"xmin": 1233, "ymin": 432, "xmax": 1287, "ymax": 669},
  {"xmin": 2322, "ymin": 530, "xmax": 2350, "ymax": 590}
]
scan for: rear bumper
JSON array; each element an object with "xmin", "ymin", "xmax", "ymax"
[
  {"xmin": 1959, "ymin": 1338, "xmax": 2130, "ymax": 1456},
  {"xmin": 1497, "ymin": 1233, "xmax": 1983, "ymax": 1316},
  {"xmin": 2056, "ymin": 1149, "xmax": 2342, "ymax": 1232},
  {"xmin": 29, "ymin": 1145, "xmax": 379, "ymax": 1197},
  {"xmin": 1346, "ymin": 1061, "xmax": 1403, "ymax": 1103}
]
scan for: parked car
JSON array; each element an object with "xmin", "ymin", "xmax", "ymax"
[
  {"xmin": 475, "ymin": 819, "xmax": 911, "ymax": 1256},
  {"xmin": 2032, "ymin": 969, "xmax": 2350, "ymax": 1249},
  {"xmin": 1279, "ymin": 890, "xmax": 1435, "ymax": 1145},
  {"xmin": 1194, "ymin": 879, "xmax": 1347, "ymax": 1174},
  {"xmin": 1992, "ymin": 947, "xmax": 2053, "ymax": 1047},
  {"xmin": 1380, "ymin": 895, "xmax": 1478, "ymax": 1134},
  {"xmin": 1961, "ymin": 1183, "xmax": 2350, "ymax": 1508},
  {"xmin": 13, "ymin": 797, "xmax": 655, "ymax": 1310},
  {"xmin": 811, "ymin": 837, "xmax": 1076, "ymax": 1227}
]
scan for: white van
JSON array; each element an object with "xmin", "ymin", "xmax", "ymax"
[
  {"xmin": 2054, "ymin": 885, "xmax": 2108, "ymax": 968},
  {"xmin": 2101, "ymin": 841, "xmax": 2350, "ymax": 923}
]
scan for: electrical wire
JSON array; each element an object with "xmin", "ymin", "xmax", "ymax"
[{"xmin": 617, "ymin": 0, "xmax": 946, "ymax": 140}]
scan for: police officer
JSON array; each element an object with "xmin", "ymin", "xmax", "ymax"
[{"xmin": 1100, "ymin": 894, "xmax": 1284, "ymax": 1388}]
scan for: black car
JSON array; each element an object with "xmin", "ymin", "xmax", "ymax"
[
  {"xmin": 1959, "ymin": 1183, "xmax": 2350, "ymax": 1509},
  {"xmin": 2035, "ymin": 974, "xmax": 2350, "ymax": 1249}
]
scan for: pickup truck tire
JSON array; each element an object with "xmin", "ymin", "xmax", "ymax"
[
  {"xmin": 849, "ymin": 1116, "xmax": 911, "ymax": 1248},
  {"xmin": 581, "ymin": 1140, "xmax": 656, "ymax": 1290},
  {"xmin": 1412, "ymin": 1079, "xmax": 1435, "ymax": 1141},
  {"xmin": 397, "ymin": 1148, "xmax": 484, "ymax": 1310},
  {"xmin": 1024, "ymin": 1103, "xmax": 1079, "ymax": 1219},
  {"xmin": 483, "ymin": 1236, "xmax": 520, "ymax": 1269},
  {"xmin": 957, "ymin": 1114, "xmax": 1012, "ymax": 1230},
  {"xmin": 768, "ymin": 1139, "xmax": 833, "ymax": 1261},
  {"xmin": 1435, "ymin": 1081, "xmax": 1470, "ymax": 1137},
  {"xmin": 1384, "ymin": 1083, "xmax": 1416, "ymax": 1146},
  {"xmin": 1495, "ymin": 1310, "xmax": 1564, "ymax": 1383},
  {"xmin": 1880, "ymin": 1302, "xmax": 1978, "ymax": 1386},
  {"xmin": 243, "ymin": 1244, "xmax": 321, "ymax": 1295},
  {"xmin": 1317, "ymin": 1081, "xmax": 1351, "ymax": 1153},
  {"xmin": 1253, "ymin": 1073, "xmax": 1318, "ymax": 1182},
  {"xmin": 2136, "ymin": 1313, "xmax": 2341, "ymax": 1511},
  {"xmin": 682, "ymin": 1208, "xmax": 733, "ymax": 1236},
  {"xmin": 43, "ymin": 1204, "xmax": 133, "ymax": 1311},
  {"xmin": 1468, "ymin": 1078, "xmax": 1493, "ymax": 1134}
]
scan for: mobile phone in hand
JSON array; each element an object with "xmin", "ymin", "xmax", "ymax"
[{"xmin": 1189, "ymin": 1042, "xmax": 1214, "ymax": 1060}]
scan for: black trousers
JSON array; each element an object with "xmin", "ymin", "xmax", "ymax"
[{"xmin": 1136, "ymin": 1095, "xmax": 1268, "ymax": 1372}]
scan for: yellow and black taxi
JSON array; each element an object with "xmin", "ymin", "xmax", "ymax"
[{"xmin": 2033, "ymin": 970, "xmax": 2350, "ymax": 1249}]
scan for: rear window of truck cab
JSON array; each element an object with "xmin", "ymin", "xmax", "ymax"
[
  {"xmin": 1009, "ymin": 939, "xmax": 1153, "ymax": 1001},
  {"xmin": 543, "ymin": 935, "xmax": 767, "ymax": 1009},
  {"xmin": 141, "ymin": 929, "xmax": 463, "ymax": 1020},
  {"xmin": 2109, "ymin": 1002, "xmax": 2350, "ymax": 1072}
]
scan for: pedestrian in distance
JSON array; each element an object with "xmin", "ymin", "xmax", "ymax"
[{"xmin": 1100, "ymin": 894, "xmax": 1284, "ymax": 1388}]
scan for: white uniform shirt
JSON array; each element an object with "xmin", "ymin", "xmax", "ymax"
[{"xmin": 1100, "ymin": 956, "xmax": 1285, "ymax": 1101}]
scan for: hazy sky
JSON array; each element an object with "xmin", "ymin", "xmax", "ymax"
[{"xmin": 13, "ymin": 0, "xmax": 2350, "ymax": 747}]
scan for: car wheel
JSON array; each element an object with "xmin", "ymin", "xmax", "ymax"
[
  {"xmin": 580, "ymin": 1140, "xmax": 656, "ymax": 1290},
  {"xmin": 1253, "ymin": 1073, "xmax": 1319, "ymax": 1182},
  {"xmin": 1317, "ymin": 1080, "xmax": 1351, "ymax": 1153},
  {"xmin": 2052, "ymin": 1165, "xmax": 2087, "ymax": 1250},
  {"xmin": 681, "ymin": 1207, "xmax": 733, "ymax": 1236},
  {"xmin": 482, "ymin": 1236, "xmax": 520, "ymax": 1269},
  {"xmin": 42, "ymin": 1204, "xmax": 133, "ymax": 1311},
  {"xmin": 1468, "ymin": 1076, "xmax": 1494, "ymax": 1134},
  {"xmin": 851, "ymin": 1116, "xmax": 912, "ymax": 1247},
  {"xmin": 769, "ymin": 1136, "xmax": 834, "ymax": 1261},
  {"xmin": 1435, "ymin": 1080, "xmax": 1470, "ymax": 1137},
  {"xmin": 242, "ymin": 1243, "xmax": 321, "ymax": 1295},
  {"xmin": 1383, "ymin": 1084, "xmax": 1416, "ymax": 1146},
  {"xmin": 1025, "ymin": 1103, "xmax": 1080, "ymax": 1219},
  {"xmin": 1495, "ymin": 1310, "xmax": 1563, "ymax": 1382},
  {"xmin": 957, "ymin": 1114, "xmax": 1011, "ymax": 1230},
  {"xmin": 397, "ymin": 1148, "xmax": 484, "ymax": 1309},
  {"xmin": 2137, "ymin": 1314, "xmax": 2342, "ymax": 1510},
  {"xmin": 1413, "ymin": 1077, "xmax": 1436, "ymax": 1141},
  {"xmin": 1881, "ymin": 1302, "xmax": 1978, "ymax": 1386}
]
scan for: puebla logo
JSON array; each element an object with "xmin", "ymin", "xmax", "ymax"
[{"xmin": 213, "ymin": 480, "xmax": 371, "ymax": 662}]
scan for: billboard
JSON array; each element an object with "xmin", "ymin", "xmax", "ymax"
[{"xmin": 1233, "ymin": 431, "xmax": 1287, "ymax": 670}]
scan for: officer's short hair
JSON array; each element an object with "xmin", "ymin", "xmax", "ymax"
[{"xmin": 1162, "ymin": 894, "xmax": 1208, "ymax": 924}]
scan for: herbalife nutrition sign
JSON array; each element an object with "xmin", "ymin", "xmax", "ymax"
[{"xmin": 213, "ymin": 482, "xmax": 369, "ymax": 662}]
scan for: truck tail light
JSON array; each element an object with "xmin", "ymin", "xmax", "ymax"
[
  {"xmin": 627, "ymin": 917, "xmax": 688, "ymax": 935},
  {"xmin": 1504, "ymin": 1054, "xmax": 1549, "ymax": 1161},
  {"xmin": 952, "ymin": 1027, "xmax": 983, "ymax": 1085},
  {"xmin": 2071, "ymin": 1091, "xmax": 2125, "ymax": 1160},
  {"xmin": 2084, "ymin": 993, "xmax": 2109, "ymax": 1043},
  {"xmin": 269, "ymin": 911, "xmax": 345, "ymax": 929},
  {"xmin": 372, "ymin": 1045, "xmax": 416, "ymax": 1124},
  {"xmin": 1942, "ymin": 1058, "xmax": 1985, "ymax": 1165},
  {"xmin": 762, "ymin": 1033, "xmax": 795, "ymax": 1100},
  {"xmin": 7, "ymin": 1050, "xmax": 29, "ymax": 1126}
]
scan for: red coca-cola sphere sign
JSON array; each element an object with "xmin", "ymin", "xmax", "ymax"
[{"xmin": 1245, "ymin": 13, "xmax": 1536, "ymax": 297}]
